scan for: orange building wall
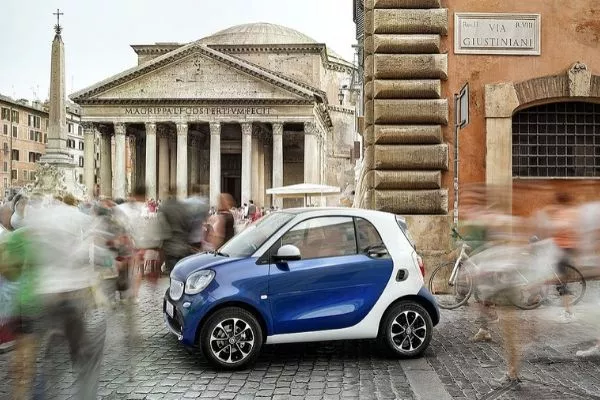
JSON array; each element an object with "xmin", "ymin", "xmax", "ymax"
[{"xmin": 441, "ymin": 0, "xmax": 600, "ymax": 215}]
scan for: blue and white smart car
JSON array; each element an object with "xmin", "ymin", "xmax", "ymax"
[{"xmin": 164, "ymin": 208, "xmax": 439, "ymax": 369}]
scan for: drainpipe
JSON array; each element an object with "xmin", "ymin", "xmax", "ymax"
[{"xmin": 453, "ymin": 94, "xmax": 459, "ymax": 227}]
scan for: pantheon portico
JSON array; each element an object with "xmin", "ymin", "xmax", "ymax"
[{"xmin": 71, "ymin": 23, "xmax": 357, "ymax": 207}]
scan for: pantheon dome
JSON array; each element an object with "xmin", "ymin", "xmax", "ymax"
[{"xmin": 199, "ymin": 22, "xmax": 319, "ymax": 46}]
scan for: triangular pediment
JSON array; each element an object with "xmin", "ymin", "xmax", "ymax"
[{"xmin": 71, "ymin": 43, "xmax": 322, "ymax": 103}]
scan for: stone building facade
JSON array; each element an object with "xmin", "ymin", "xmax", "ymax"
[
  {"xmin": 355, "ymin": 0, "xmax": 600, "ymax": 263},
  {"xmin": 71, "ymin": 23, "xmax": 357, "ymax": 206},
  {"xmin": 0, "ymin": 95, "xmax": 90, "ymax": 199}
]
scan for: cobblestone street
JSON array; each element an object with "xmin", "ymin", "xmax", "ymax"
[{"xmin": 2, "ymin": 278, "xmax": 600, "ymax": 399}]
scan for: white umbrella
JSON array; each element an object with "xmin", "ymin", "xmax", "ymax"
[{"xmin": 266, "ymin": 183, "xmax": 341, "ymax": 207}]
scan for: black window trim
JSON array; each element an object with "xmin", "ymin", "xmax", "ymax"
[{"xmin": 257, "ymin": 214, "xmax": 368, "ymax": 265}]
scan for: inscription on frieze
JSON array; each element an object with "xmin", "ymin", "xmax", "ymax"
[
  {"xmin": 455, "ymin": 13, "xmax": 541, "ymax": 55},
  {"xmin": 123, "ymin": 106, "xmax": 273, "ymax": 116}
]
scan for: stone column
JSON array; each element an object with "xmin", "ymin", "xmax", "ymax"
[
  {"xmin": 82, "ymin": 122, "xmax": 96, "ymax": 196},
  {"xmin": 99, "ymin": 131, "xmax": 112, "ymax": 198},
  {"xmin": 209, "ymin": 122, "xmax": 221, "ymax": 207},
  {"xmin": 145, "ymin": 122, "xmax": 157, "ymax": 200},
  {"xmin": 190, "ymin": 137, "xmax": 199, "ymax": 189},
  {"xmin": 176, "ymin": 123, "xmax": 189, "ymax": 199},
  {"xmin": 158, "ymin": 126, "xmax": 170, "ymax": 199},
  {"xmin": 304, "ymin": 121, "xmax": 318, "ymax": 184},
  {"xmin": 128, "ymin": 134, "xmax": 136, "ymax": 194},
  {"xmin": 169, "ymin": 136, "xmax": 177, "ymax": 189},
  {"xmin": 241, "ymin": 122, "xmax": 253, "ymax": 206},
  {"xmin": 113, "ymin": 123, "xmax": 127, "ymax": 199},
  {"xmin": 272, "ymin": 123, "xmax": 283, "ymax": 208}
]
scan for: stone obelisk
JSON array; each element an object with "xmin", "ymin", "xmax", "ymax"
[{"xmin": 29, "ymin": 10, "xmax": 86, "ymax": 199}]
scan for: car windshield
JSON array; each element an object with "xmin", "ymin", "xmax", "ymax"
[{"xmin": 219, "ymin": 211, "xmax": 295, "ymax": 258}]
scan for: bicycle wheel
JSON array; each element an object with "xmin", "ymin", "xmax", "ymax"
[
  {"xmin": 428, "ymin": 262, "xmax": 472, "ymax": 309},
  {"xmin": 545, "ymin": 264, "xmax": 586, "ymax": 307}
]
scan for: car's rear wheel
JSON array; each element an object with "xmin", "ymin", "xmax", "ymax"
[
  {"xmin": 199, "ymin": 307, "xmax": 263, "ymax": 370},
  {"xmin": 378, "ymin": 302, "xmax": 433, "ymax": 358}
]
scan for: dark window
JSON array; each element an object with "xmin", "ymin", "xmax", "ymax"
[
  {"xmin": 30, "ymin": 171, "xmax": 36, "ymax": 181},
  {"xmin": 279, "ymin": 217, "xmax": 357, "ymax": 259},
  {"xmin": 2, "ymin": 162, "xmax": 6, "ymax": 172},
  {"xmin": 68, "ymin": 123, "xmax": 73, "ymax": 133},
  {"xmin": 28, "ymin": 152, "xmax": 36, "ymax": 163},
  {"xmin": 78, "ymin": 126, "xmax": 83, "ymax": 136},
  {"xmin": 78, "ymin": 174, "xmax": 83, "ymax": 183},
  {"xmin": 0, "ymin": 108, "xmax": 9, "ymax": 121},
  {"xmin": 44, "ymin": 134, "xmax": 47, "ymax": 144},
  {"xmin": 3, "ymin": 125, "xmax": 6, "ymax": 135},
  {"xmin": 11, "ymin": 110, "xmax": 19, "ymax": 123},
  {"xmin": 11, "ymin": 149, "xmax": 19, "ymax": 161},
  {"xmin": 79, "ymin": 141, "xmax": 84, "ymax": 150},
  {"xmin": 79, "ymin": 156, "xmax": 84, "ymax": 167},
  {"xmin": 513, "ymin": 102, "xmax": 600, "ymax": 178},
  {"xmin": 11, "ymin": 170, "xmax": 17, "ymax": 180},
  {"xmin": 355, "ymin": 217, "xmax": 387, "ymax": 254},
  {"xmin": 29, "ymin": 130, "xmax": 35, "ymax": 141},
  {"xmin": 12, "ymin": 126, "xmax": 17, "ymax": 138}
]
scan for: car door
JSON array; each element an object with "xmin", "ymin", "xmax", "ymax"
[{"xmin": 267, "ymin": 216, "xmax": 393, "ymax": 335}]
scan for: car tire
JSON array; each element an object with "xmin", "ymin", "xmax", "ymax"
[
  {"xmin": 377, "ymin": 301, "xmax": 433, "ymax": 358},
  {"xmin": 199, "ymin": 307, "xmax": 263, "ymax": 370}
]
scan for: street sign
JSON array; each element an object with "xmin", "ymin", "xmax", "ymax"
[{"xmin": 456, "ymin": 83, "xmax": 469, "ymax": 128}]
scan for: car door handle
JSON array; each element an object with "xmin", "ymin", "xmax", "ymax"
[{"xmin": 396, "ymin": 269, "xmax": 408, "ymax": 282}]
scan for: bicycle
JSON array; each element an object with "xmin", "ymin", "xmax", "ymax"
[{"xmin": 428, "ymin": 229, "xmax": 586, "ymax": 310}]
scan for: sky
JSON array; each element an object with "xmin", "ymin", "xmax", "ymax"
[{"xmin": 1, "ymin": 0, "xmax": 356, "ymax": 101}]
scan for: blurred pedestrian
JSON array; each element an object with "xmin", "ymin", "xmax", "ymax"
[
  {"xmin": 547, "ymin": 192, "xmax": 579, "ymax": 322},
  {"xmin": 185, "ymin": 185, "xmax": 210, "ymax": 252},
  {"xmin": 206, "ymin": 193, "xmax": 235, "ymax": 251},
  {"xmin": 159, "ymin": 187, "xmax": 193, "ymax": 272}
]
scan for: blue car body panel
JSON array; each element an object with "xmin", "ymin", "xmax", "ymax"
[
  {"xmin": 268, "ymin": 254, "xmax": 393, "ymax": 334},
  {"xmin": 167, "ymin": 253, "xmax": 273, "ymax": 345},
  {"xmin": 417, "ymin": 286, "xmax": 440, "ymax": 326}
]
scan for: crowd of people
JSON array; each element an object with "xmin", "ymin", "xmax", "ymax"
[
  {"xmin": 454, "ymin": 185, "xmax": 600, "ymax": 389},
  {"xmin": 0, "ymin": 185, "xmax": 266, "ymax": 399}
]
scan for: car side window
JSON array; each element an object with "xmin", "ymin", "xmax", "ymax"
[
  {"xmin": 355, "ymin": 217, "xmax": 388, "ymax": 256},
  {"xmin": 279, "ymin": 216, "xmax": 357, "ymax": 260}
]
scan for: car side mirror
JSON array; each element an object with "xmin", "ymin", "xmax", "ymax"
[{"xmin": 272, "ymin": 245, "xmax": 301, "ymax": 263}]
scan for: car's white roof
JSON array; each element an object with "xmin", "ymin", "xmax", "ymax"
[{"xmin": 280, "ymin": 207, "xmax": 403, "ymax": 222}]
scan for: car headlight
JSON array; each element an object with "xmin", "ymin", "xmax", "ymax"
[{"xmin": 185, "ymin": 270, "xmax": 215, "ymax": 295}]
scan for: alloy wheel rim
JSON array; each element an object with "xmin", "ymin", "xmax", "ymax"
[
  {"xmin": 390, "ymin": 310, "xmax": 427, "ymax": 353},
  {"xmin": 209, "ymin": 317, "xmax": 255, "ymax": 364}
]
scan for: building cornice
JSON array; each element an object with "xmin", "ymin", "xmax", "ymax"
[
  {"xmin": 327, "ymin": 105, "xmax": 356, "ymax": 115},
  {"xmin": 74, "ymin": 98, "xmax": 315, "ymax": 106}
]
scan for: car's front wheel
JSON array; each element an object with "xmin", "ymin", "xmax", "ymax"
[
  {"xmin": 378, "ymin": 302, "xmax": 433, "ymax": 358},
  {"xmin": 199, "ymin": 307, "xmax": 263, "ymax": 370}
]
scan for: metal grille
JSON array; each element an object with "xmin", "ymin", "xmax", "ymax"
[{"xmin": 512, "ymin": 102, "xmax": 600, "ymax": 178}]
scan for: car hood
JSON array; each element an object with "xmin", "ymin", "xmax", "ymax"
[{"xmin": 170, "ymin": 252, "xmax": 244, "ymax": 281}]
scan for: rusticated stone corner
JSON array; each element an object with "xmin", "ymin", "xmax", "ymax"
[
  {"xmin": 374, "ymin": 79, "xmax": 441, "ymax": 99},
  {"xmin": 372, "ymin": 125, "xmax": 442, "ymax": 144},
  {"xmin": 373, "ymin": 189, "xmax": 448, "ymax": 214},
  {"xmin": 373, "ymin": 0, "xmax": 442, "ymax": 8},
  {"xmin": 513, "ymin": 75, "xmax": 568, "ymax": 105},
  {"xmin": 485, "ymin": 83, "xmax": 519, "ymax": 118},
  {"xmin": 368, "ymin": 170, "xmax": 441, "ymax": 189},
  {"xmin": 374, "ymin": 54, "xmax": 447, "ymax": 79},
  {"xmin": 374, "ymin": 99, "xmax": 448, "ymax": 124},
  {"xmin": 373, "ymin": 9, "xmax": 448, "ymax": 35},
  {"xmin": 374, "ymin": 34, "xmax": 441, "ymax": 54},
  {"xmin": 373, "ymin": 144, "xmax": 449, "ymax": 169}
]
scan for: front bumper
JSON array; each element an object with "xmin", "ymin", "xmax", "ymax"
[{"xmin": 163, "ymin": 289, "xmax": 212, "ymax": 346}]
